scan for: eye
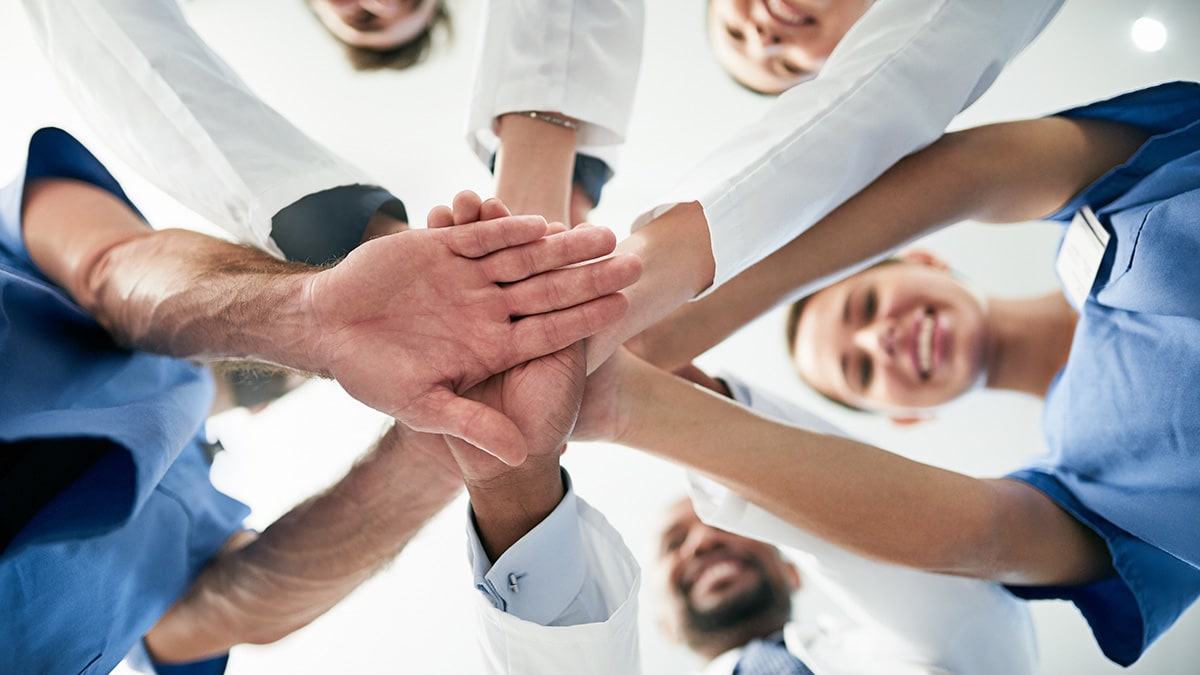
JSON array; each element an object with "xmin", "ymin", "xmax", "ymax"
[
  {"xmin": 860, "ymin": 356, "xmax": 873, "ymax": 389},
  {"xmin": 864, "ymin": 288, "xmax": 877, "ymax": 321},
  {"xmin": 725, "ymin": 24, "xmax": 746, "ymax": 41},
  {"xmin": 781, "ymin": 61, "xmax": 804, "ymax": 75}
]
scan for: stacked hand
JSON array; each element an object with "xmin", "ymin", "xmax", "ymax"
[{"xmin": 304, "ymin": 191, "xmax": 640, "ymax": 465}]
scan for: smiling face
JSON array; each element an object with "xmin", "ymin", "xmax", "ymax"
[
  {"xmin": 308, "ymin": 0, "xmax": 438, "ymax": 51},
  {"xmin": 708, "ymin": 0, "xmax": 873, "ymax": 94},
  {"xmin": 657, "ymin": 499, "xmax": 798, "ymax": 653},
  {"xmin": 792, "ymin": 255, "xmax": 988, "ymax": 414}
]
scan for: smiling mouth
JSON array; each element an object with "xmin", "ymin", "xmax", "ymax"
[
  {"xmin": 765, "ymin": 0, "xmax": 817, "ymax": 26},
  {"xmin": 917, "ymin": 309, "xmax": 935, "ymax": 381}
]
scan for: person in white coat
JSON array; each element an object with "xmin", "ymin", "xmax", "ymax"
[
  {"xmin": 455, "ymin": 366, "xmax": 1037, "ymax": 674},
  {"xmin": 469, "ymin": 0, "xmax": 1065, "ymax": 373}
]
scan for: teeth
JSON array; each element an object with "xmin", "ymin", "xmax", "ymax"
[{"xmin": 918, "ymin": 313, "xmax": 934, "ymax": 377}]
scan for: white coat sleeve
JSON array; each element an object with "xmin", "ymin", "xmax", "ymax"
[
  {"xmin": 19, "ymin": 0, "xmax": 376, "ymax": 259},
  {"xmin": 466, "ymin": 0, "xmax": 644, "ymax": 165},
  {"xmin": 635, "ymin": 0, "xmax": 1064, "ymax": 295},
  {"xmin": 470, "ymin": 481, "xmax": 642, "ymax": 675},
  {"xmin": 690, "ymin": 375, "xmax": 1039, "ymax": 675}
]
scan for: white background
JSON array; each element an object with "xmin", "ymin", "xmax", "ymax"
[{"xmin": 3, "ymin": 0, "xmax": 1199, "ymax": 672}]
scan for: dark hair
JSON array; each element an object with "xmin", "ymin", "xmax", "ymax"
[{"xmin": 336, "ymin": 3, "xmax": 452, "ymax": 72}]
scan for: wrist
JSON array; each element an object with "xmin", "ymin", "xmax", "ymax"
[{"xmin": 467, "ymin": 459, "xmax": 566, "ymax": 562}]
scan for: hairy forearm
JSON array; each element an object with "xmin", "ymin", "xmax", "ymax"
[
  {"xmin": 145, "ymin": 424, "xmax": 463, "ymax": 662},
  {"xmin": 618, "ymin": 359, "xmax": 1110, "ymax": 586},
  {"xmin": 22, "ymin": 179, "xmax": 324, "ymax": 372}
]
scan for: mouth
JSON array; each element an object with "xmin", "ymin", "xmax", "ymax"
[
  {"xmin": 764, "ymin": 0, "xmax": 817, "ymax": 27},
  {"xmin": 684, "ymin": 555, "xmax": 749, "ymax": 599},
  {"xmin": 915, "ymin": 308, "xmax": 936, "ymax": 381}
]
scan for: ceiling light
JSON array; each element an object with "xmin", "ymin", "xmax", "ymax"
[{"xmin": 1131, "ymin": 17, "xmax": 1167, "ymax": 52}]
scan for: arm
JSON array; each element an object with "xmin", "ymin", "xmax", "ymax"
[
  {"xmin": 20, "ymin": 177, "xmax": 641, "ymax": 461},
  {"xmin": 467, "ymin": 0, "xmax": 643, "ymax": 161},
  {"xmin": 580, "ymin": 350, "xmax": 1113, "ymax": 587},
  {"xmin": 143, "ymin": 424, "xmax": 463, "ymax": 663},
  {"xmin": 630, "ymin": 115, "xmax": 1151, "ymax": 370},
  {"xmin": 20, "ymin": 0, "xmax": 393, "ymax": 260},
  {"xmin": 588, "ymin": 0, "xmax": 1066, "ymax": 368}
]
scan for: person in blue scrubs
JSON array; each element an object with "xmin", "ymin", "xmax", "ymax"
[
  {"xmin": 0, "ymin": 127, "xmax": 635, "ymax": 673},
  {"xmin": 572, "ymin": 81, "xmax": 1200, "ymax": 666}
]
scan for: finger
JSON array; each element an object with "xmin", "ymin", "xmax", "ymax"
[
  {"xmin": 504, "ymin": 253, "xmax": 642, "ymax": 316},
  {"xmin": 427, "ymin": 204, "xmax": 455, "ymax": 229},
  {"xmin": 452, "ymin": 190, "xmax": 484, "ymax": 226},
  {"xmin": 508, "ymin": 293, "xmax": 630, "ymax": 360},
  {"xmin": 481, "ymin": 224, "xmax": 618, "ymax": 283},
  {"xmin": 545, "ymin": 221, "xmax": 569, "ymax": 235},
  {"xmin": 479, "ymin": 197, "xmax": 512, "ymax": 220},
  {"xmin": 444, "ymin": 214, "xmax": 549, "ymax": 258},
  {"xmin": 408, "ymin": 388, "xmax": 529, "ymax": 466}
]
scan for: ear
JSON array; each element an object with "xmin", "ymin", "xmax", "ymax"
[
  {"xmin": 658, "ymin": 612, "xmax": 681, "ymax": 644},
  {"xmin": 897, "ymin": 249, "xmax": 949, "ymax": 271},
  {"xmin": 784, "ymin": 561, "xmax": 802, "ymax": 592},
  {"xmin": 889, "ymin": 414, "xmax": 932, "ymax": 426}
]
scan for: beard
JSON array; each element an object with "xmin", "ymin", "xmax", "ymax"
[{"xmin": 681, "ymin": 566, "xmax": 792, "ymax": 637}]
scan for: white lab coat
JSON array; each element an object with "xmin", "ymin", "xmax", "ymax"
[
  {"xmin": 472, "ymin": 374, "xmax": 1038, "ymax": 675},
  {"xmin": 468, "ymin": 0, "xmax": 1064, "ymax": 294},
  {"xmin": 20, "ymin": 0, "xmax": 373, "ymax": 258}
]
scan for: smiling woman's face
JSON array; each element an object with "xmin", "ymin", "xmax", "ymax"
[
  {"xmin": 791, "ymin": 256, "xmax": 989, "ymax": 414},
  {"xmin": 708, "ymin": 0, "xmax": 873, "ymax": 94},
  {"xmin": 308, "ymin": 0, "xmax": 438, "ymax": 51}
]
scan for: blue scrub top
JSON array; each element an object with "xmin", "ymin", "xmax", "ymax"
[
  {"xmin": 1004, "ymin": 81, "xmax": 1200, "ymax": 666},
  {"xmin": 0, "ymin": 128, "xmax": 248, "ymax": 674}
]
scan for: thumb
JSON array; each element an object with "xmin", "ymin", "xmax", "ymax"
[{"xmin": 407, "ymin": 388, "xmax": 530, "ymax": 467}]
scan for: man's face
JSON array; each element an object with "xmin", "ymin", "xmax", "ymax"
[
  {"xmin": 708, "ymin": 0, "xmax": 873, "ymax": 94},
  {"xmin": 308, "ymin": 0, "xmax": 438, "ymax": 51},
  {"xmin": 657, "ymin": 499, "xmax": 798, "ymax": 648},
  {"xmin": 792, "ymin": 256, "xmax": 988, "ymax": 414}
]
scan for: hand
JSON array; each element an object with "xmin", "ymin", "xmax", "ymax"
[
  {"xmin": 304, "ymin": 191, "xmax": 641, "ymax": 464},
  {"xmin": 427, "ymin": 193, "xmax": 588, "ymax": 481},
  {"xmin": 573, "ymin": 347, "xmax": 642, "ymax": 444}
]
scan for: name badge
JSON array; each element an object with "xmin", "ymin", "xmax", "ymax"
[{"xmin": 1055, "ymin": 206, "xmax": 1110, "ymax": 310}]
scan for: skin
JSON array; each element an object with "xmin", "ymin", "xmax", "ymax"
[
  {"xmin": 793, "ymin": 252, "xmax": 988, "ymax": 414},
  {"xmin": 657, "ymin": 498, "xmax": 799, "ymax": 660},
  {"xmin": 21, "ymin": 178, "xmax": 640, "ymax": 464},
  {"xmin": 308, "ymin": 0, "xmax": 438, "ymax": 50},
  {"xmin": 708, "ymin": 0, "xmax": 874, "ymax": 94}
]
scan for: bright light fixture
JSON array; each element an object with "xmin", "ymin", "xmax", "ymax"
[{"xmin": 1131, "ymin": 17, "xmax": 1167, "ymax": 52}]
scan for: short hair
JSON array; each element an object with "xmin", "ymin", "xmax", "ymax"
[{"xmin": 338, "ymin": 3, "xmax": 452, "ymax": 72}]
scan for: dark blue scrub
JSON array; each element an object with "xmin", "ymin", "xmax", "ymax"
[
  {"xmin": 0, "ymin": 129, "xmax": 248, "ymax": 674},
  {"xmin": 1004, "ymin": 81, "xmax": 1200, "ymax": 666}
]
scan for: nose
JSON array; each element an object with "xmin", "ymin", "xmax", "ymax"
[
  {"xmin": 853, "ymin": 320, "xmax": 897, "ymax": 360},
  {"xmin": 680, "ymin": 524, "xmax": 726, "ymax": 561}
]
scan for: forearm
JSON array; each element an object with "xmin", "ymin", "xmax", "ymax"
[
  {"xmin": 467, "ymin": 456, "xmax": 566, "ymax": 562},
  {"xmin": 618, "ymin": 359, "xmax": 1109, "ymax": 585},
  {"xmin": 145, "ymin": 424, "xmax": 463, "ymax": 662},
  {"xmin": 586, "ymin": 201, "xmax": 715, "ymax": 371},
  {"xmin": 494, "ymin": 114, "xmax": 578, "ymax": 224}
]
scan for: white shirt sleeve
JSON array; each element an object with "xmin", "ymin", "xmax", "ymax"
[
  {"xmin": 691, "ymin": 374, "xmax": 1039, "ymax": 675},
  {"xmin": 466, "ymin": 0, "xmax": 644, "ymax": 165},
  {"xmin": 635, "ymin": 0, "xmax": 1064, "ymax": 295},
  {"xmin": 469, "ymin": 473, "xmax": 642, "ymax": 675},
  {"xmin": 19, "ymin": 0, "xmax": 375, "ymax": 258}
]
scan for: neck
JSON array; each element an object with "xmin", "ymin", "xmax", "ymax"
[
  {"xmin": 983, "ymin": 293, "xmax": 1077, "ymax": 398},
  {"xmin": 693, "ymin": 622, "xmax": 785, "ymax": 661}
]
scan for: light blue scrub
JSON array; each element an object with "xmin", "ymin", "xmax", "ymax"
[
  {"xmin": 0, "ymin": 128, "xmax": 248, "ymax": 675},
  {"xmin": 1004, "ymin": 81, "xmax": 1200, "ymax": 666}
]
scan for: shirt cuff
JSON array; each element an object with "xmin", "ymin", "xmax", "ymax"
[
  {"xmin": 466, "ymin": 469, "xmax": 587, "ymax": 625},
  {"xmin": 269, "ymin": 185, "xmax": 404, "ymax": 264}
]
